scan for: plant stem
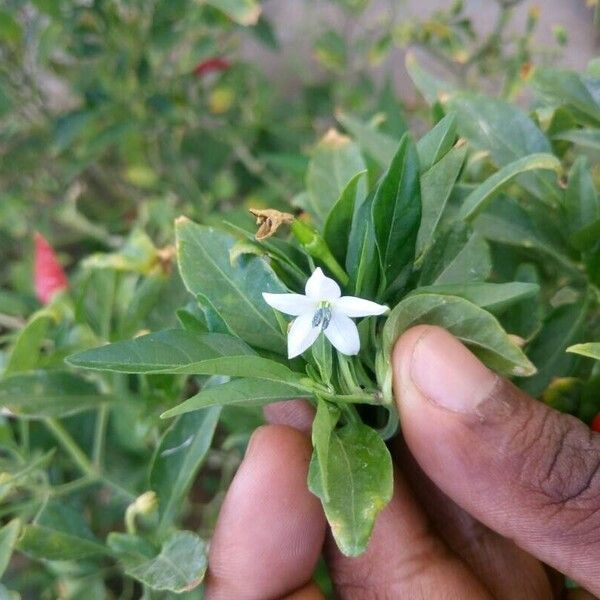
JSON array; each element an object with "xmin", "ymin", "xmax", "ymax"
[
  {"xmin": 92, "ymin": 404, "xmax": 110, "ymax": 469},
  {"xmin": 44, "ymin": 418, "xmax": 96, "ymax": 477}
]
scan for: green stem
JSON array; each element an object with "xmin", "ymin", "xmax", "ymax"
[
  {"xmin": 44, "ymin": 418, "xmax": 96, "ymax": 477},
  {"xmin": 19, "ymin": 420, "xmax": 29, "ymax": 454},
  {"xmin": 92, "ymin": 404, "xmax": 110, "ymax": 468}
]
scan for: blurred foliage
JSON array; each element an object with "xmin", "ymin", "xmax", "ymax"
[{"xmin": 1, "ymin": 0, "xmax": 599, "ymax": 597}]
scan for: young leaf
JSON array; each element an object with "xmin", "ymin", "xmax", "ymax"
[
  {"xmin": 308, "ymin": 421, "xmax": 393, "ymax": 557},
  {"xmin": 310, "ymin": 399, "xmax": 340, "ymax": 502},
  {"xmin": 382, "ymin": 294, "xmax": 535, "ymax": 380},
  {"xmin": 108, "ymin": 531, "xmax": 207, "ymax": 593},
  {"xmin": 306, "ymin": 130, "xmax": 367, "ymax": 225},
  {"xmin": 176, "ymin": 218, "xmax": 287, "ymax": 354},
  {"xmin": 419, "ymin": 224, "xmax": 491, "ymax": 286},
  {"xmin": 150, "ymin": 405, "xmax": 221, "ymax": 527},
  {"xmin": 161, "ymin": 379, "xmax": 311, "ymax": 418},
  {"xmin": 0, "ymin": 371, "xmax": 114, "ymax": 419},
  {"xmin": 372, "ymin": 134, "xmax": 421, "ymax": 291},
  {"xmin": 458, "ymin": 154, "xmax": 561, "ymax": 221},
  {"xmin": 416, "ymin": 113, "xmax": 458, "ymax": 172},
  {"xmin": 417, "ymin": 144, "xmax": 466, "ymax": 256},
  {"xmin": 567, "ymin": 343, "xmax": 600, "ymax": 361},
  {"xmin": 67, "ymin": 329, "xmax": 305, "ymax": 387},
  {"xmin": 324, "ymin": 170, "xmax": 367, "ymax": 265}
]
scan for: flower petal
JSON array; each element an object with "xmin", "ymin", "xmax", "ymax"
[
  {"xmin": 288, "ymin": 312, "xmax": 321, "ymax": 358},
  {"xmin": 324, "ymin": 311, "xmax": 360, "ymax": 356},
  {"xmin": 263, "ymin": 293, "xmax": 316, "ymax": 316},
  {"xmin": 334, "ymin": 296, "xmax": 389, "ymax": 318},
  {"xmin": 305, "ymin": 267, "xmax": 341, "ymax": 301}
]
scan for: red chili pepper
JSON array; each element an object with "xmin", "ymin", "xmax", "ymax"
[
  {"xmin": 34, "ymin": 232, "xmax": 68, "ymax": 304},
  {"xmin": 193, "ymin": 57, "xmax": 231, "ymax": 78},
  {"xmin": 591, "ymin": 413, "xmax": 600, "ymax": 433}
]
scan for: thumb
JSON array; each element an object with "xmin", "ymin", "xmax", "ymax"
[{"xmin": 393, "ymin": 325, "xmax": 600, "ymax": 596}]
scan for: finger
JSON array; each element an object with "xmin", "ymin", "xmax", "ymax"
[
  {"xmin": 393, "ymin": 437, "xmax": 554, "ymax": 599},
  {"xmin": 324, "ymin": 469, "xmax": 493, "ymax": 599},
  {"xmin": 206, "ymin": 425, "xmax": 326, "ymax": 600},
  {"xmin": 393, "ymin": 325, "xmax": 600, "ymax": 596},
  {"xmin": 263, "ymin": 399, "xmax": 314, "ymax": 434}
]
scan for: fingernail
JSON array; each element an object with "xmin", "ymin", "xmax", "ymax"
[{"xmin": 410, "ymin": 328, "xmax": 498, "ymax": 413}]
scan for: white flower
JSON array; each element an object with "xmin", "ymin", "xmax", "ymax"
[{"xmin": 263, "ymin": 268, "xmax": 388, "ymax": 359}]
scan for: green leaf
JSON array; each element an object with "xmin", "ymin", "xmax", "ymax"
[
  {"xmin": 203, "ymin": 0, "xmax": 261, "ymax": 25},
  {"xmin": 324, "ymin": 171, "xmax": 367, "ymax": 265},
  {"xmin": 533, "ymin": 67, "xmax": 600, "ymax": 125},
  {"xmin": 176, "ymin": 218, "xmax": 287, "ymax": 354},
  {"xmin": 382, "ymin": 294, "xmax": 535, "ymax": 383},
  {"xmin": 308, "ymin": 422, "xmax": 393, "ymax": 557},
  {"xmin": 67, "ymin": 329, "xmax": 303, "ymax": 384},
  {"xmin": 372, "ymin": 134, "xmax": 421, "ymax": 290},
  {"xmin": 417, "ymin": 144, "xmax": 466, "ymax": 256},
  {"xmin": 416, "ymin": 113, "xmax": 458, "ymax": 172},
  {"xmin": 405, "ymin": 53, "xmax": 455, "ymax": 107},
  {"xmin": 150, "ymin": 405, "xmax": 221, "ymax": 527},
  {"xmin": 411, "ymin": 282, "xmax": 539, "ymax": 315},
  {"xmin": 520, "ymin": 300, "xmax": 589, "ymax": 397},
  {"xmin": 448, "ymin": 94, "xmax": 560, "ymax": 204},
  {"xmin": 458, "ymin": 154, "xmax": 561, "ymax": 221},
  {"xmin": 306, "ymin": 130, "xmax": 367, "ymax": 225},
  {"xmin": 552, "ymin": 128, "xmax": 600, "ymax": 151},
  {"xmin": 0, "ymin": 520, "xmax": 20, "ymax": 578},
  {"xmin": 336, "ymin": 112, "xmax": 398, "ymax": 166},
  {"xmin": 311, "ymin": 399, "xmax": 340, "ymax": 502},
  {"xmin": 161, "ymin": 379, "xmax": 310, "ymax": 418},
  {"xmin": 18, "ymin": 503, "xmax": 106, "ymax": 560},
  {"xmin": 564, "ymin": 156, "xmax": 600, "ymax": 248},
  {"xmin": 0, "ymin": 371, "xmax": 113, "ymax": 419},
  {"xmin": 311, "ymin": 334, "xmax": 333, "ymax": 385},
  {"xmin": 5, "ymin": 310, "xmax": 56, "ymax": 375},
  {"xmin": 419, "ymin": 224, "xmax": 491, "ymax": 286},
  {"xmin": 108, "ymin": 531, "xmax": 207, "ymax": 592},
  {"xmin": 567, "ymin": 343, "xmax": 600, "ymax": 361}
]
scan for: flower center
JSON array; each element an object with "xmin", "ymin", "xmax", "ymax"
[{"xmin": 312, "ymin": 301, "xmax": 332, "ymax": 330}]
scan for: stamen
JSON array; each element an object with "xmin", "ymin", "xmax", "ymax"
[{"xmin": 312, "ymin": 302, "xmax": 332, "ymax": 330}]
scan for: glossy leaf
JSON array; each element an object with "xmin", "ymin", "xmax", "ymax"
[
  {"xmin": 417, "ymin": 144, "xmax": 466, "ymax": 255},
  {"xmin": 458, "ymin": 154, "xmax": 561, "ymax": 221},
  {"xmin": 372, "ymin": 134, "xmax": 421, "ymax": 290},
  {"xmin": 108, "ymin": 531, "xmax": 207, "ymax": 592},
  {"xmin": 308, "ymin": 422, "xmax": 393, "ymax": 557},
  {"xmin": 150, "ymin": 405, "xmax": 221, "ymax": 527},
  {"xmin": 176, "ymin": 218, "xmax": 287, "ymax": 354},
  {"xmin": 161, "ymin": 379, "xmax": 311, "ymax": 418},
  {"xmin": 0, "ymin": 371, "xmax": 113, "ymax": 419},
  {"xmin": 324, "ymin": 171, "xmax": 367, "ymax": 265},
  {"xmin": 306, "ymin": 130, "xmax": 367, "ymax": 225}
]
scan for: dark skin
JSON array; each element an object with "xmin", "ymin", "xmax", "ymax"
[{"xmin": 205, "ymin": 326, "xmax": 600, "ymax": 599}]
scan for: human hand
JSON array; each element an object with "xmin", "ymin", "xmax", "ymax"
[{"xmin": 205, "ymin": 326, "xmax": 600, "ymax": 599}]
